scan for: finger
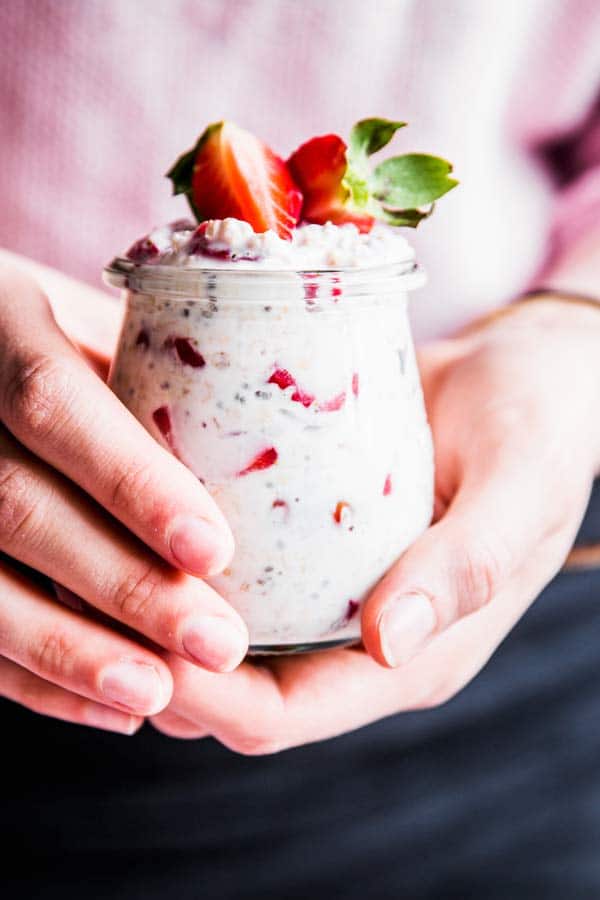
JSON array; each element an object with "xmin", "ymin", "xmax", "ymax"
[
  {"xmin": 150, "ymin": 709, "xmax": 211, "ymax": 740},
  {"xmin": 0, "ymin": 428, "xmax": 248, "ymax": 671},
  {"xmin": 0, "ymin": 267, "xmax": 233, "ymax": 577},
  {"xmin": 0, "ymin": 656, "xmax": 143, "ymax": 735},
  {"xmin": 164, "ymin": 649, "xmax": 419, "ymax": 754},
  {"xmin": 0, "ymin": 559, "xmax": 173, "ymax": 716},
  {"xmin": 361, "ymin": 446, "xmax": 588, "ymax": 668}
]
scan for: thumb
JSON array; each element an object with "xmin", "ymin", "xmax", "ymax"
[{"xmin": 361, "ymin": 459, "xmax": 569, "ymax": 668}]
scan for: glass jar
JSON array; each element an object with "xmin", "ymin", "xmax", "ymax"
[{"xmin": 103, "ymin": 258, "xmax": 433, "ymax": 654}]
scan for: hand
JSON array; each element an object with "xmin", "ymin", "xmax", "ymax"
[
  {"xmin": 151, "ymin": 297, "xmax": 600, "ymax": 752},
  {"xmin": 0, "ymin": 260, "xmax": 248, "ymax": 735}
]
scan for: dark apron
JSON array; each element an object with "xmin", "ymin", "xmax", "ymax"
[{"xmin": 3, "ymin": 481, "xmax": 600, "ymax": 900}]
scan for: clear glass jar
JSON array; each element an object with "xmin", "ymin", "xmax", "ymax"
[{"xmin": 103, "ymin": 258, "xmax": 433, "ymax": 654}]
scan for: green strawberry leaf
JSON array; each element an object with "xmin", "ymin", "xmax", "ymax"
[
  {"xmin": 372, "ymin": 153, "xmax": 458, "ymax": 209},
  {"xmin": 166, "ymin": 147, "xmax": 197, "ymax": 196},
  {"xmin": 348, "ymin": 118, "xmax": 406, "ymax": 161},
  {"xmin": 341, "ymin": 165, "xmax": 371, "ymax": 209},
  {"xmin": 378, "ymin": 205, "xmax": 433, "ymax": 228}
]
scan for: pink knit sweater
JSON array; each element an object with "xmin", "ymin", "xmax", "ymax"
[{"xmin": 1, "ymin": 0, "xmax": 599, "ymax": 339}]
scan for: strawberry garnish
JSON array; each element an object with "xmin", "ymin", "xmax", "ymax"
[
  {"xmin": 167, "ymin": 121, "xmax": 302, "ymax": 240},
  {"xmin": 383, "ymin": 474, "xmax": 393, "ymax": 496},
  {"xmin": 288, "ymin": 118, "xmax": 458, "ymax": 230},
  {"xmin": 288, "ymin": 135, "xmax": 374, "ymax": 233}
]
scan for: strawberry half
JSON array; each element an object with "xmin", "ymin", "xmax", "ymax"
[
  {"xmin": 287, "ymin": 134, "xmax": 375, "ymax": 233},
  {"xmin": 167, "ymin": 121, "xmax": 302, "ymax": 240}
]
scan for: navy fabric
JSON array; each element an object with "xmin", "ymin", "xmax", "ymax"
[{"xmin": 3, "ymin": 482, "xmax": 600, "ymax": 899}]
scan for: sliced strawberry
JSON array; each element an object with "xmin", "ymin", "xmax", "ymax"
[
  {"xmin": 238, "ymin": 447, "xmax": 278, "ymax": 476},
  {"xmin": 287, "ymin": 135, "xmax": 375, "ymax": 233},
  {"xmin": 168, "ymin": 122, "xmax": 302, "ymax": 240},
  {"xmin": 383, "ymin": 474, "xmax": 393, "ymax": 496}
]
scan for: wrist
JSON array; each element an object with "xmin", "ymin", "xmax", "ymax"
[{"xmin": 464, "ymin": 294, "xmax": 600, "ymax": 476}]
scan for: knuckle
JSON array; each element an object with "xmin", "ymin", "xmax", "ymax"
[
  {"xmin": 111, "ymin": 564, "xmax": 166, "ymax": 624},
  {"xmin": 32, "ymin": 630, "xmax": 77, "ymax": 681},
  {"xmin": 0, "ymin": 458, "xmax": 47, "ymax": 549},
  {"xmin": 109, "ymin": 460, "xmax": 157, "ymax": 517},
  {"xmin": 455, "ymin": 538, "xmax": 503, "ymax": 615},
  {"xmin": 3, "ymin": 353, "xmax": 73, "ymax": 440}
]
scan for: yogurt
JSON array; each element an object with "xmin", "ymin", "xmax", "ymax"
[{"xmin": 106, "ymin": 219, "xmax": 433, "ymax": 652}]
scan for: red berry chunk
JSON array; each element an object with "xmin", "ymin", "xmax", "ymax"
[
  {"xmin": 164, "ymin": 336, "xmax": 206, "ymax": 368},
  {"xmin": 238, "ymin": 447, "xmax": 278, "ymax": 476},
  {"xmin": 333, "ymin": 501, "xmax": 350, "ymax": 524},
  {"xmin": 126, "ymin": 237, "xmax": 160, "ymax": 263},
  {"xmin": 352, "ymin": 373, "xmax": 359, "ymax": 397},
  {"xmin": 153, "ymin": 405, "xmax": 174, "ymax": 448},
  {"xmin": 346, "ymin": 600, "xmax": 360, "ymax": 620},
  {"xmin": 135, "ymin": 329, "xmax": 150, "ymax": 349},
  {"xmin": 268, "ymin": 368, "xmax": 315, "ymax": 408},
  {"xmin": 272, "ymin": 499, "xmax": 288, "ymax": 510},
  {"xmin": 268, "ymin": 368, "xmax": 295, "ymax": 390},
  {"xmin": 383, "ymin": 474, "xmax": 392, "ymax": 496},
  {"xmin": 319, "ymin": 391, "xmax": 346, "ymax": 412}
]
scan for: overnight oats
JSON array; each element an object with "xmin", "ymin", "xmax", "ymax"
[{"xmin": 104, "ymin": 118, "xmax": 457, "ymax": 652}]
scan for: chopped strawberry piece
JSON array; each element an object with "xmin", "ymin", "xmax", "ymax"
[
  {"xmin": 268, "ymin": 368, "xmax": 296, "ymax": 390},
  {"xmin": 135, "ymin": 329, "xmax": 150, "ymax": 349},
  {"xmin": 319, "ymin": 391, "xmax": 347, "ymax": 412},
  {"xmin": 152, "ymin": 405, "xmax": 178, "ymax": 454},
  {"xmin": 383, "ymin": 474, "xmax": 393, "ymax": 496},
  {"xmin": 171, "ymin": 121, "xmax": 303, "ymax": 240},
  {"xmin": 188, "ymin": 222, "xmax": 261, "ymax": 260},
  {"xmin": 346, "ymin": 600, "xmax": 360, "ymax": 620},
  {"xmin": 272, "ymin": 499, "xmax": 288, "ymax": 510},
  {"xmin": 291, "ymin": 386, "xmax": 315, "ymax": 408},
  {"xmin": 352, "ymin": 373, "xmax": 359, "ymax": 397},
  {"xmin": 287, "ymin": 135, "xmax": 375, "ymax": 233},
  {"xmin": 331, "ymin": 276, "xmax": 342, "ymax": 300},
  {"xmin": 333, "ymin": 501, "xmax": 350, "ymax": 524},
  {"xmin": 238, "ymin": 447, "xmax": 278, "ymax": 476},
  {"xmin": 268, "ymin": 368, "xmax": 315, "ymax": 408},
  {"xmin": 126, "ymin": 236, "xmax": 160, "ymax": 262},
  {"xmin": 164, "ymin": 336, "xmax": 205, "ymax": 368}
]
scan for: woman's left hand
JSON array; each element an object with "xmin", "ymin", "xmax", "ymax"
[{"xmin": 151, "ymin": 297, "xmax": 600, "ymax": 752}]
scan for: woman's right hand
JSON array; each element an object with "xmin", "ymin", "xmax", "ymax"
[{"xmin": 0, "ymin": 260, "xmax": 248, "ymax": 735}]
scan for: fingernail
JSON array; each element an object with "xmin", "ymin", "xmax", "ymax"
[
  {"xmin": 84, "ymin": 703, "xmax": 142, "ymax": 736},
  {"xmin": 379, "ymin": 593, "xmax": 436, "ymax": 667},
  {"xmin": 182, "ymin": 615, "xmax": 247, "ymax": 672},
  {"xmin": 100, "ymin": 660, "xmax": 165, "ymax": 714},
  {"xmin": 170, "ymin": 515, "xmax": 233, "ymax": 576}
]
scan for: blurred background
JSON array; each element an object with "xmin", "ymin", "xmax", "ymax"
[{"xmin": 1, "ymin": 0, "xmax": 598, "ymax": 340}]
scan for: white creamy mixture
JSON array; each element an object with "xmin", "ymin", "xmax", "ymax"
[
  {"xmin": 109, "ymin": 219, "xmax": 433, "ymax": 649},
  {"xmin": 128, "ymin": 217, "xmax": 415, "ymax": 270}
]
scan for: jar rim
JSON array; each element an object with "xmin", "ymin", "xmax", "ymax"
[{"xmin": 103, "ymin": 256, "xmax": 426, "ymax": 297}]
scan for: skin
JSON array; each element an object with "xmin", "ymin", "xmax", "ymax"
[
  {"xmin": 0, "ymin": 254, "xmax": 249, "ymax": 735},
  {"xmin": 1, "ymin": 247, "xmax": 599, "ymax": 749}
]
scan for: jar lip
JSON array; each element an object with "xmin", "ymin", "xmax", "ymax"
[{"xmin": 103, "ymin": 256, "xmax": 426, "ymax": 295}]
